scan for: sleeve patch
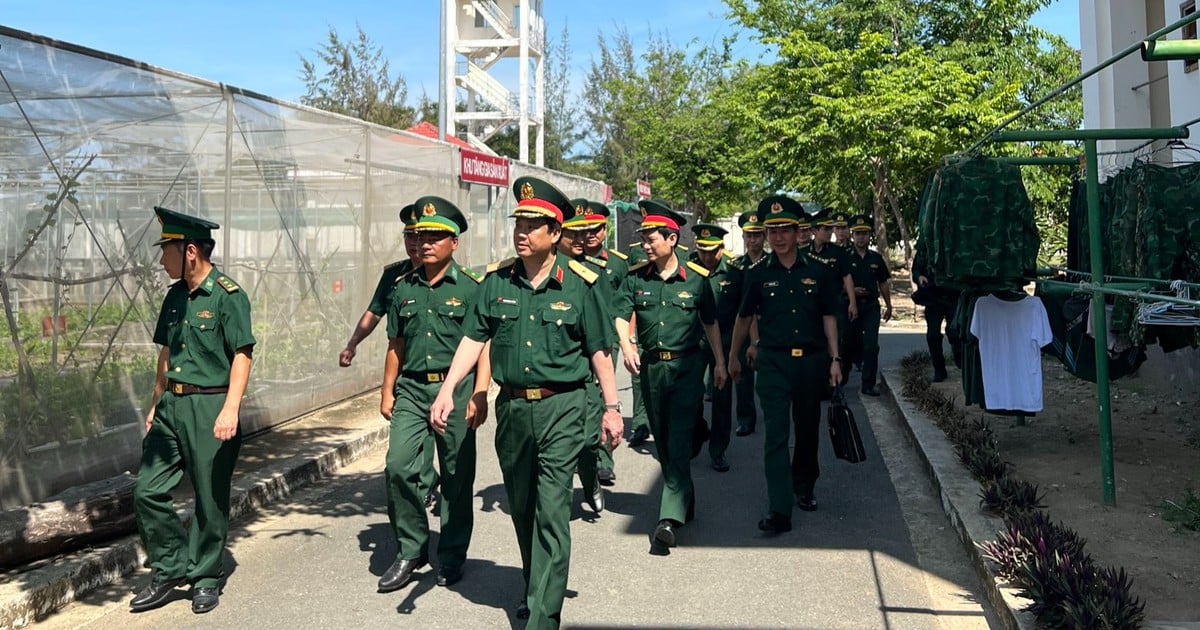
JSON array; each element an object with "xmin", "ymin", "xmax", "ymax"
[{"xmin": 568, "ymin": 259, "xmax": 598, "ymax": 285}]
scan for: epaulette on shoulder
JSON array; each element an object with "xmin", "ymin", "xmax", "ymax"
[
  {"xmin": 723, "ymin": 250, "xmax": 736, "ymax": 259},
  {"xmin": 393, "ymin": 266, "xmax": 418, "ymax": 284},
  {"xmin": 686, "ymin": 261, "xmax": 710, "ymax": 278},
  {"xmin": 567, "ymin": 259, "xmax": 598, "ymax": 285},
  {"xmin": 727, "ymin": 257, "xmax": 743, "ymax": 271},
  {"xmin": 677, "ymin": 244, "xmax": 689, "ymax": 251},
  {"xmin": 584, "ymin": 254, "xmax": 608, "ymax": 269},
  {"xmin": 460, "ymin": 265, "xmax": 484, "ymax": 284},
  {"xmin": 608, "ymin": 248, "xmax": 628, "ymax": 260},
  {"xmin": 383, "ymin": 260, "xmax": 404, "ymax": 270},
  {"xmin": 486, "ymin": 257, "xmax": 516, "ymax": 274},
  {"xmin": 628, "ymin": 242, "xmax": 641, "ymax": 249},
  {"xmin": 216, "ymin": 275, "xmax": 241, "ymax": 293},
  {"xmin": 628, "ymin": 260, "xmax": 651, "ymax": 273}
]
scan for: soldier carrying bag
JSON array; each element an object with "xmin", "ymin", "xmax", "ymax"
[{"xmin": 827, "ymin": 386, "xmax": 867, "ymax": 463}]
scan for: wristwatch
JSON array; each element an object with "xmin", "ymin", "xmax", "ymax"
[
  {"xmin": 604, "ymin": 402, "xmax": 623, "ymax": 413},
  {"xmin": 831, "ymin": 356, "xmax": 842, "ymax": 362}
]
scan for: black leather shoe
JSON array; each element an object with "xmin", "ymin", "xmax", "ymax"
[
  {"xmin": 584, "ymin": 485, "xmax": 605, "ymax": 514},
  {"xmin": 735, "ymin": 425, "xmax": 754, "ymax": 437},
  {"xmin": 757, "ymin": 512, "xmax": 793, "ymax": 534},
  {"xmin": 191, "ymin": 587, "xmax": 220, "ymax": 614},
  {"xmin": 629, "ymin": 426, "xmax": 650, "ymax": 446},
  {"xmin": 436, "ymin": 565, "xmax": 462, "ymax": 587},
  {"xmin": 515, "ymin": 601, "xmax": 530, "ymax": 619},
  {"xmin": 861, "ymin": 386, "xmax": 880, "ymax": 397},
  {"xmin": 652, "ymin": 519, "xmax": 677, "ymax": 548},
  {"xmin": 931, "ymin": 369, "xmax": 948, "ymax": 383},
  {"xmin": 597, "ymin": 468, "xmax": 616, "ymax": 486},
  {"xmin": 130, "ymin": 576, "xmax": 184, "ymax": 612},
  {"xmin": 796, "ymin": 492, "xmax": 818, "ymax": 512},
  {"xmin": 711, "ymin": 455, "xmax": 730, "ymax": 472},
  {"xmin": 377, "ymin": 556, "xmax": 427, "ymax": 592}
]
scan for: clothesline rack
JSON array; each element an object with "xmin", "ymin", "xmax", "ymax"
[{"xmin": 957, "ymin": 9, "xmax": 1200, "ymax": 507}]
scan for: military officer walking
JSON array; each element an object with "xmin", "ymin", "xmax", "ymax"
[
  {"xmin": 733, "ymin": 210, "xmax": 766, "ymax": 436},
  {"xmin": 807, "ymin": 208, "xmax": 858, "ymax": 380},
  {"xmin": 616, "ymin": 200, "xmax": 725, "ymax": 554},
  {"xmin": 341, "ymin": 204, "xmax": 439, "ymax": 507},
  {"xmin": 430, "ymin": 177, "xmax": 623, "ymax": 630},
  {"xmin": 131, "ymin": 207, "xmax": 255, "ymax": 614},
  {"xmin": 691, "ymin": 223, "xmax": 740, "ymax": 471},
  {"xmin": 729, "ymin": 196, "xmax": 841, "ymax": 534},
  {"xmin": 377, "ymin": 197, "xmax": 490, "ymax": 592},
  {"xmin": 844, "ymin": 215, "xmax": 893, "ymax": 396},
  {"xmin": 831, "ymin": 210, "xmax": 852, "ymax": 248}
]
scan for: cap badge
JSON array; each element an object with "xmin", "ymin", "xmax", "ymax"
[
  {"xmin": 520, "ymin": 182, "xmax": 535, "ymax": 200},
  {"xmin": 770, "ymin": 202, "xmax": 782, "ymax": 214},
  {"xmin": 422, "ymin": 203, "xmax": 437, "ymax": 216},
  {"xmin": 575, "ymin": 204, "xmax": 586, "ymax": 216},
  {"xmin": 749, "ymin": 215, "xmax": 759, "ymax": 223},
  {"xmin": 701, "ymin": 229, "xmax": 711, "ymax": 238}
]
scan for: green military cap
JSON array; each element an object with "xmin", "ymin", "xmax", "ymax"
[
  {"xmin": 565, "ymin": 197, "xmax": 594, "ymax": 230},
  {"xmin": 756, "ymin": 195, "xmax": 802, "ymax": 226},
  {"xmin": 512, "ymin": 176, "xmax": 569, "ymax": 223},
  {"xmin": 637, "ymin": 198, "xmax": 686, "ymax": 232},
  {"xmin": 830, "ymin": 210, "xmax": 851, "ymax": 227},
  {"xmin": 410, "ymin": 195, "xmax": 468, "ymax": 235},
  {"xmin": 811, "ymin": 207, "xmax": 835, "ymax": 227},
  {"xmin": 691, "ymin": 223, "xmax": 728, "ymax": 250},
  {"xmin": 849, "ymin": 214, "xmax": 874, "ymax": 232},
  {"xmin": 153, "ymin": 206, "xmax": 219, "ymax": 246},
  {"xmin": 583, "ymin": 200, "xmax": 610, "ymax": 226},
  {"xmin": 737, "ymin": 209, "xmax": 765, "ymax": 233},
  {"xmin": 399, "ymin": 203, "xmax": 418, "ymax": 232}
]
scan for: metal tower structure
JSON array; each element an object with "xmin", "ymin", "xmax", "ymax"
[{"xmin": 439, "ymin": 0, "xmax": 545, "ymax": 165}]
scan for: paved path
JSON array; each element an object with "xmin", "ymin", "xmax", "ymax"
[{"xmin": 35, "ymin": 328, "xmax": 999, "ymax": 629}]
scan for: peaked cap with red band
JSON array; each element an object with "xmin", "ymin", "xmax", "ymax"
[
  {"xmin": 636, "ymin": 198, "xmax": 686, "ymax": 232},
  {"xmin": 511, "ymin": 176, "xmax": 571, "ymax": 223}
]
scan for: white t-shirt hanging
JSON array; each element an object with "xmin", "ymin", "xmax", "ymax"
[{"xmin": 969, "ymin": 294, "xmax": 1053, "ymax": 412}]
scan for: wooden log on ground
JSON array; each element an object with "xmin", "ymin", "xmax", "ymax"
[{"xmin": 0, "ymin": 472, "xmax": 137, "ymax": 570}]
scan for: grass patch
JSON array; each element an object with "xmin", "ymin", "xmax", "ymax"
[{"xmin": 1162, "ymin": 488, "xmax": 1200, "ymax": 532}]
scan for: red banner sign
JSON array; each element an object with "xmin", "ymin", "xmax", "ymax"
[
  {"xmin": 602, "ymin": 184, "xmax": 613, "ymax": 204},
  {"xmin": 636, "ymin": 179, "xmax": 652, "ymax": 199},
  {"xmin": 459, "ymin": 149, "xmax": 509, "ymax": 187}
]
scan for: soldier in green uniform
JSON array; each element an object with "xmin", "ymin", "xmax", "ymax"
[
  {"xmin": 796, "ymin": 211, "xmax": 814, "ymax": 250},
  {"xmin": 341, "ymin": 204, "xmax": 439, "ymax": 507},
  {"xmin": 376, "ymin": 197, "xmax": 491, "ymax": 592},
  {"xmin": 733, "ymin": 210, "xmax": 766, "ymax": 436},
  {"xmin": 131, "ymin": 207, "xmax": 255, "ymax": 615},
  {"xmin": 692, "ymin": 223, "xmax": 740, "ymax": 471},
  {"xmin": 580, "ymin": 200, "xmax": 629, "ymax": 487},
  {"xmin": 844, "ymin": 215, "xmax": 893, "ymax": 396},
  {"xmin": 728, "ymin": 196, "xmax": 842, "ymax": 533},
  {"xmin": 616, "ymin": 200, "xmax": 725, "ymax": 554},
  {"xmin": 559, "ymin": 200, "xmax": 613, "ymax": 514},
  {"xmin": 430, "ymin": 177, "xmax": 623, "ymax": 630},
  {"xmin": 807, "ymin": 208, "xmax": 858, "ymax": 381},
  {"xmin": 831, "ymin": 210, "xmax": 852, "ymax": 248}
]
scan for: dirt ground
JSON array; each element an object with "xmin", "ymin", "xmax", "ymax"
[{"xmin": 887, "ymin": 268, "xmax": 1200, "ymax": 622}]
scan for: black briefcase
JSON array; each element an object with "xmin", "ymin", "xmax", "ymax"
[{"xmin": 827, "ymin": 387, "xmax": 867, "ymax": 463}]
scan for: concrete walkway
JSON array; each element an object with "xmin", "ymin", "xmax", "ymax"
[{"xmin": 14, "ymin": 329, "xmax": 1002, "ymax": 629}]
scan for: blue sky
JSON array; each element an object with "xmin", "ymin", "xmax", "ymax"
[{"xmin": 0, "ymin": 0, "xmax": 1080, "ymax": 104}]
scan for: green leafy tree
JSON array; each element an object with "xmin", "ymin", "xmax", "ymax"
[{"xmin": 299, "ymin": 25, "xmax": 416, "ymax": 128}]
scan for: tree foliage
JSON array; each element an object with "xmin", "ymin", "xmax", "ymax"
[{"xmin": 299, "ymin": 25, "xmax": 416, "ymax": 128}]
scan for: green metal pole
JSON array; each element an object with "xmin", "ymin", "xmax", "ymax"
[{"xmin": 1084, "ymin": 139, "xmax": 1117, "ymax": 507}]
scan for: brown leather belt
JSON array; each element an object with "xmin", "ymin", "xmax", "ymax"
[
  {"xmin": 168, "ymin": 380, "xmax": 229, "ymax": 395},
  {"xmin": 501, "ymin": 382, "xmax": 584, "ymax": 401},
  {"xmin": 642, "ymin": 347, "xmax": 700, "ymax": 362},
  {"xmin": 402, "ymin": 370, "xmax": 449, "ymax": 383}
]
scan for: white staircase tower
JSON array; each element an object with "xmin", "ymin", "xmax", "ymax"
[{"xmin": 439, "ymin": 0, "xmax": 546, "ymax": 165}]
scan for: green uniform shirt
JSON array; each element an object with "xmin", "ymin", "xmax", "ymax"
[
  {"xmin": 739, "ymin": 253, "xmax": 835, "ymax": 350},
  {"xmin": 847, "ymin": 248, "xmax": 891, "ymax": 301},
  {"xmin": 386, "ymin": 263, "xmax": 482, "ymax": 372},
  {"xmin": 585, "ymin": 248, "xmax": 629, "ymax": 297},
  {"xmin": 153, "ymin": 267, "xmax": 256, "ymax": 388},
  {"xmin": 618, "ymin": 256, "xmax": 717, "ymax": 352},
  {"xmin": 367, "ymin": 259, "xmax": 414, "ymax": 317},
  {"xmin": 806, "ymin": 242, "xmax": 850, "ymax": 294},
  {"xmin": 707, "ymin": 257, "xmax": 744, "ymax": 329},
  {"xmin": 463, "ymin": 253, "xmax": 612, "ymax": 387}
]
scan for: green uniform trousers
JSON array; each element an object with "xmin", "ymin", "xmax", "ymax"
[
  {"xmin": 495, "ymin": 388, "xmax": 586, "ymax": 630},
  {"xmin": 576, "ymin": 380, "xmax": 606, "ymax": 494},
  {"xmin": 385, "ymin": 374, "xmax": 476, "ymax": 568},
  {"xmin": 420, "ymin": 435, "xmax": 439, "ymax": 497},
  {"xmin": 134, "ymin": 391, "xmax": 241, "ymax": 589},
  {"xmin": 847, "ymin": 300, "xmax": 882, "ymax": 389},
  {"xmin": 702, "ymin": 337, "xmax": 733, "ymax": 460},
  {"xmin": 734, "ymin": 337, "xmax": 757, "ymax": 431},
  {"xmin": 641, "ymin": 353, "xmax": 705, "ymax": 523},
  {"xmin": 755, "ymin": 348, "xmax": 828, "ymax": 516},
  {"xmin": 628, "ymin": 363, "xmax": 650, "ymax": 433}
]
